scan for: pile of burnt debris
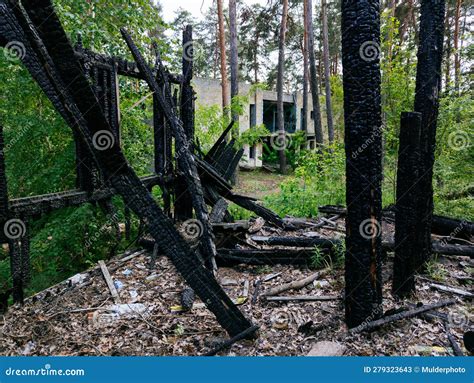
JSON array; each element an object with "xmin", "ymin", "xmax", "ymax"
[{"xmin": 0, "ymin": 0, "xmax": 472, "ymax": 356}]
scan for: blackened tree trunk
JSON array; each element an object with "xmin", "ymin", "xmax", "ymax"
[
  {"xmin": 277, "ymin": 0, "xmax": 289, "ymax": 174},
  {"xmin": 413, "ymin": 0, "xmax": 446, "ymax": 269},
  {"xmin": 307, "ymin": 0, "xmax": 324, "ymax": 145},
  {"xmin": 217, "ymin": 0, "xmax": 229, "ymax": 114},
  {"xmin": 321, "ymin": 0, "xmax": 334, "ymax": 143},
  {"xmin": 229, "ymin": 0, "xmax": 239, "ymax": 123},
  {"xmin": 392, "ymin": 112, "xmax": 422, "ymax": 298},
  {"xmin": 341, "ymin": 0, "xmax": 383, "ymax": 328}
]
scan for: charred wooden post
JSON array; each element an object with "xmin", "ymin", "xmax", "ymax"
[
  {"xmin": 392, "ymin": 112, "xmax": 422, "ymax": 297},
  {"xmin": 341, "ymin": 0, "xmax": 383, "ymax": 328},
  {"xmin": 6, "ymin": 0, "xmax": 252, "ymax": 336},
  {"xmin": 413, "ymin": 0, "xmax": 446, "ymax": 268},
  {"xmin": 120, "ymin": 28, "xmax": 218, "ymax": 270},
  {"xmin": 174, "ymin": 26, "xmax": 194, "ymax": 221}
]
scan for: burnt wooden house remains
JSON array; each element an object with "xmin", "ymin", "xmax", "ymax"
[{"xmin": 0, "ymin": 0, "xmax": 471, "ymax": 346}]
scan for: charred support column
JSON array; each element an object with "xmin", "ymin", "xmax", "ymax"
[
  {"xmin": 10, "ymin": 0, "xmax": 247, "ymax": 336},
  {"xmin": 413, "ymin": 0, "xmax": 446, "ymax": 268},
  {"xmin": 392, "ymin": 112, "xmax": 422, "ymax": 297},
  {"xmin": 174, "ymin": 25, "xmax": 194, "ymax": 221},
  {"xmin": 341, "ymin": 1, "xmax": 383, "ymax": 328}
]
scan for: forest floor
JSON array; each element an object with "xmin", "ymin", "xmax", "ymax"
[
  {"xmin": 234, "ymin": 169, "xmax": 287, "ymax": 200},
  {"xmin": 0, "ymin": 215, "xmax": 471, "ymax": 356}
]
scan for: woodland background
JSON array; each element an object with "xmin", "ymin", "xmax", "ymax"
[{"xmin": 0, "ymin": 0, "xmax": 472, "ymax": 296}]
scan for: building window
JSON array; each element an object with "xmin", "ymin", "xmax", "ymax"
[
  {"xmin": 310, "ymin": 111, "xmax": 314, "ymax": 120},
  {"xmin": 249, "ymin": 104, "xmax": 256, "ymax": 127},
  {"xmin": 249, "ymin": 145, "xmax": 256, "ymax": 159}
]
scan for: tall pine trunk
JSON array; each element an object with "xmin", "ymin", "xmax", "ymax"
[
  {"xmin": 229, "ymin": 0, "xmax": 239, "ymax": 123},
  {"xmin": 321, "ymin": 0, "xmax": 334, "ymax": 143},
  {"xmin": 302, "ymin": 0, "xmax": 309, "ymax": 134},
  {"xmin": 217, "ymin": 0, "xmax": 229, "ymax": 114},
  {"xmin": 277, "ymin": 0, "xmax": 289, "ymax": 174},
  {"xmin": 307, "ymin": 0, "xmax": 324, "ymax": 145},
  {"xmin": 453, "ymin": 0, "xmax": 462, "ymax": 94}
]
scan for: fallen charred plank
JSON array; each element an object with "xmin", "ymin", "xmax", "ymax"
[
  {"xmin": 349, "ymin": 299, "xmax": 456, "ymax": 334},
  {"xmin": 226, "ymin": 194, "xmax": 287, "ymax": 229},
  {"xmin": 12, "ymin": 0, "xmax": 253, "ymax": 337},
  {"xmin": 266, "ymin": 295, "xmax": 340, "ymax": 302},
  {"xmin": 320, "ymin": 205, "xmax": 473, "ymax": 239},
  {"xmin": 216, "ymin": 248, "xmax": 326, "ymax": 266},
  {"xmin": 383, "ymin": 240, "xmax": 474, "ymax": 258},
  {"xmin": 250, "ymin": 235, "xmax": 341, "ymax": 249},
  {"xmin": 203, "ymin": 325, "xmax": 259, "ymax": 356}
]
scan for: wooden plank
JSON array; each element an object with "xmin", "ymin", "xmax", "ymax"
[{"xmin": 98, "ymin": 260, "xmax": 121, "ymax": 303}]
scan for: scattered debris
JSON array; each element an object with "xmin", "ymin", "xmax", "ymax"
[{"xmin": 307, "ymin": 341, "xmax": 346, "ymax": 356}]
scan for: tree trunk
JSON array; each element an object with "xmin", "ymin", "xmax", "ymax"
[
  {"xmin": 413, "ymin": 0, "xmax": 446, "ymax": 269},
  {"xmin": 444, "ymin": 2, "xmax": 451, "ymax": 90},
  {"xmin": 392, "ymin": 112, "xmax": 422, "ymax": 298},
  {"xmin": 229, "ymin": 0, "xmax": 239, "ymax": 123},
  {"xmin": 341, "ymin": 0, "xmax": 384, "ymax": 329},
  {"xmin": 321, "ymin": 0, "xmax": 334, "ymax": 143},
  {"xmin": 307, "ymin": 0, "xmax": 324, "ymax": 145},
  {"xmin": 217, "ymin": 0, "xmax": 229, "ymax": 114},
  {"xmin": 453, "ymin": 0, "xmax": 462, "ymax": 94},
  {"xmin": 302, "ymin": 0, "xmax": 309, "ymax": 134},
  {"xmin": 277, "ymin": 0, "xmax": 289, "ymax": 174}
]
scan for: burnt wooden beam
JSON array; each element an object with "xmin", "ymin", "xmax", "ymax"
[
  {"xmin": 13, "ymin": 0, "xmax": 253, "ymax": 337},
  {"xmin": 8, "ymin": 176, "xmax": 162, "ymax": 218},
  {"xmin": 320, "ymin": 204, "xmax": 474, "ymax": 239},
  {"xmin": 392, "ymin": 112, "xmax": 422, "ymax": 297},
  {"xmin": 349, "ymin": 299, "xmax": 456, "ymax": 334},
  {"xmin": 74, "ymin": 48, "xmax": 183, "ymax": 84},
  {"xmin": 250, "ymin": 235, "xmax": 340, "ymax": 248},
  {"xmin": 120, "ymin": 28, "xmax": 218, "ymax": 270},
  {"xmin": 413, "ymin": 0, "xmax": 446, "ymax": 268},
  {"xmin": 174, "ymin": 26, "xmax": 194, "ymax": 221},
  {"xmin": 341, "ymin": 0, "xmax": 384, "ymax": 328}
]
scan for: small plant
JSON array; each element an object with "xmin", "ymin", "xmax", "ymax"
[
  {"xmin": 425, "ymin": 256, "xmax": 448, "ymax": 282},
  {"xmin": 255, "ymin": 265, "xmax": 273, "ymax": 275},
  {"xmin": 310, "ymin": 247, "xmax": 331, "ymax": 270}
]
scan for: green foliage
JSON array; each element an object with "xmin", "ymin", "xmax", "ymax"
[
  {"xmin": 262, "ymin": 130, "xmax": 307, "ymax": 170},
  {"xmin": 0, "ymin": 0, "xmax": 165, "ymax": 295},
  {"xmin": 265, "ymin": 144, "xmax": 346, "ymax": 217}
]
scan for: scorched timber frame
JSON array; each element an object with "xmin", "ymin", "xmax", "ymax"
[{"xmin": 0, "ymin": 0, "xmax": 259, "ymax": 338}]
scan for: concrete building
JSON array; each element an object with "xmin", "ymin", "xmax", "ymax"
[{"xmin": 193, "ymin": 78, "xmax": 319, "ymax": 169}]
